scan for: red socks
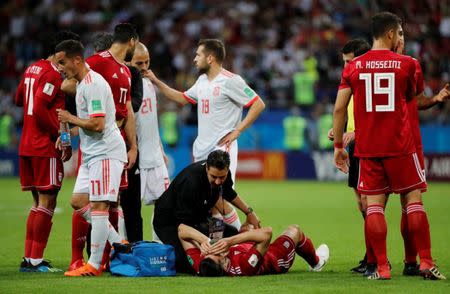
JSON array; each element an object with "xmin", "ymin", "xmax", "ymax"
[
  {"xmin": 401, "ymin": 208, "xmax": 417, "ymax": 263},
  {"xmin": 30, "ymin": 206, "xmax": 54, "ymax": 260},
  {"xmin": 24, "ymin": 207, "xmax": 37, "ymax": 258},
  {"xmin": 295, "ymin": 233, "xmax": 319, "ymax": 267},
  {"xmin": 365, "ymin": 205, "xmax": 389, "ymax": 276},
  {"xmin": 406, "ymin": 202, "xmax": 433, "ymax": 269},
  {"xmin": 71, "ymin": 209, "xmax": 90, "ymax": 263}
]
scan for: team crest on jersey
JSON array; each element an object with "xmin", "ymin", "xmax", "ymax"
[
  {"xmin": 283, "ymin": 241, "xmax": 290, "ymax": 249},
  {"xmin": 112, "ymin": 73, "xmax": 118, "ymax": 79},
  {"xmin": 110, "ymin": 188, "xmax": 116, "ymax": 196},
  {"xmin": 248, "ymin": 254, "xmax": 259, "ymax": 267},
  {"xmin": 213, "ymin": 86, "xmax": 220, "ymax": 96},
  {"xmin": 359, "ymin": 181, "xmax": 364, "ymax": 187}
]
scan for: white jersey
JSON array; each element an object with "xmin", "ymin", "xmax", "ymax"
[
  {"xmin": 183, "ymin": 69, "xmax": 259, "ymax": 160},
  {"xmin": 136, "ymin": 78, "xmax": 165, "ymax": 169},
  {"xmin": 75, "ymin": 69, "xmax": 127, "ymax": 165}
]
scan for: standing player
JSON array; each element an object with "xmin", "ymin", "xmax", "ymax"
[
  {"xmin": 131, "ymin": 42, "xmax": 169, "ymax": 241},
  {"xmin": 178, "ymin": 223, "xmax": 329, "ymax": 276},
  {"xmin": 54, "ymin": 40, "xmax": 127, "ymax": 277},
  {"xmin": 146, "ymin": 39, "xmax": 265, "ymax": 230},
  {"xmin": 327, "ymin": 39, "xmax": 371, "ymax": 273},
  {"xmin": 393, "ymin": 37, "xmax": 450, "ymax": 276},
  {"xmin": 15, "ymin": 31, "xmax": 78, "ymax": 272},
  {"xmin": 333, "ymin": 12, "xmax": 445, "ymax": 280},
  {"xmin": 68, "ymin": 24, "xmax": 139, "ymax": 270}
]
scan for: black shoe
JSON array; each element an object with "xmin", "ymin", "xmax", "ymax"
[
  {"xmin": 351, "ymin": 259, "xmax": 367, "ymax": 274},
  {"xmin": 420, "ymin": 266, "xmax": 446, "ymax": 280},
  {"xmin": 28, "ymin": 260, "xmax": 63, "ymax": 273},
  {"xmin": 363, "ymin": 263, "xmax": 377, "ymax": 277},
  {"xmin": 19, "ymin": 258, "xmax": 32, "ymax": 272},
  {"xmin": 403, "ymin": 262, "xmax": 420, "ymax": 276}
]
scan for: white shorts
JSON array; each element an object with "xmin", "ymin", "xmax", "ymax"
[
  {"xmin": 194, "ymin": 140, "xmax": 238, "ymax": 183},
  {"xmin": 140, "ymin": 164, "xmax": 170, "ymax": 205},
  {"xmin": 73, "ymin": 159, "xmax": 124, "ymax": 202}
]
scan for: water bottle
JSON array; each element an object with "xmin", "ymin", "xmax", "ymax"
[{"xmin": 60, "ymin": 122, "xmax": 71, "ymax": 147}]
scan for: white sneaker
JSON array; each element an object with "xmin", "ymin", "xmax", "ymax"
[{"xmin": 310, "ymin": 244, "xmax": 329, "ymax": 272}]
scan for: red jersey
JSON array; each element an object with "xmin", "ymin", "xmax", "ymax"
[
  {"xmin": 186, "ymin": 243, "xmax": 263, "ymax": 276},
  {"xmin": 86, "ymin": 51, "xmax": 131, "ymax": 121},
  {"xmin": 14, "ymin": 59, "xmax": 64, "ymax": 157},
  {"xmin": 407, "ymin": 58, "xmax": 425, "ymax": 151},
  {"xmin": 225, "ymin": 242, "xmax": 263, "ymax": 276},
  {"xmin": 339, "ymin": 50, "xmax": 417, "ymax": 157}
]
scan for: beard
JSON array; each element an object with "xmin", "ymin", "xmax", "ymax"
[
  {"xmin": 124, "ymin": 48, "xmax": 135, "ymax": 62},
  {"xmin": 197, "ymin": 64, "xmax": 210, "ymax": 75}
]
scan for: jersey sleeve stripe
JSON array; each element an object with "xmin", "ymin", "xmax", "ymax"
[
  {"xmin": 89, "ymin": 113, "xmax": 106, "ymax": 118},
  {"xmin": 244, "ymin": 95, "xmax": 260, "ymax": 108},
  {"xmin": 182, "ymin": 92, "xmax": 197, "ymax": 104}
]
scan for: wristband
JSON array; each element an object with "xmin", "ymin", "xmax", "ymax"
[
  {"xmin": 245, "ymin": 207, "xmax": 254, "ymax": 215},
  {"xmin": 334, "ymin": 142, "xmax": 343, "ymax": 149}
]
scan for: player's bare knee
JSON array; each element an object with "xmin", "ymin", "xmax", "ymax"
[
  {"xmin": 91, "ymin": 201, "xmax": 110, "ymax": 211},
  {"xmin": 38, "ymin": 192, "xmax": 57, "ymax": 210},
  {"xmin": 283, "ymin": 225, "xmax": 301, "ymax": 242},
  {"xmin": 70, "ymin": 194, "xmax": 89, "ymax": 210},
  {"xmin": 403, "ymin": 189, "xmax": 422, "ymax": 205}
]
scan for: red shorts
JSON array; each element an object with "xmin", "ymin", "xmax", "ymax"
[
  {"xmin": 358, "ymin": 152, "xmax": 427, "ymax": 196},
  {"xmin": 260, "ymin": 235, "xmax": 296, "ymax": 274},
  {"xmin": 119, "ymin": 169, "xmax": 128, "ymax": 190},
  {"xmin": 415, "ymin": 146, "xmax": 427, "ymax": 193},
  {"xmin": 19, "ymin": 156, "xmax": 64, "ymax": 191}
]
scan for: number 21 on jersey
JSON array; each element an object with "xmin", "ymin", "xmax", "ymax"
[{"xmin": 359, "ymin": 72, "xmax": 395, "ymax": 112}]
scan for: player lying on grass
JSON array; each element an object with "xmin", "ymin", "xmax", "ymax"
[{"xmin": 178, "ymin": 223, "xmax": 329, "ymax": 276}]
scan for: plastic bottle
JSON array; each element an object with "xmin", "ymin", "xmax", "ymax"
[{"xmin": 60, "ymin": 122, "xmax": 71, "ymax": 147}]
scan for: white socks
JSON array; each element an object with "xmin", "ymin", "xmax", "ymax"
[{"xmin": 88, "ymin": 211, "xmax": 109, "ymax": 270}]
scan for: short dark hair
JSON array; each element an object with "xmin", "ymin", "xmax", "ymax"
[
  {"xmin": 371, "ymin": 12, "xmax": 402, "ymax": 39},
  {"xmin": 55, "ymin": 40, "xmax": 85, "ymax": 59},
  {"xmin": 206, "ymin": 150, "xmax": 230, "ymax": 170},
  {"xmin": 199, "ymin": 258, "xmax": 225, "ymax": 277},
  {"xmin": 198, "ymin": 39, "xmax": 226, "ymax": 63},
  {"xmin": 93, "ymin": 32, "xmax": 114, "ymax": 52},
  {"xmin": 341, "ymin": 39, "xmax": 370, "ymax": 57},
  {"xmin": 42, "ymin": 30, "xmax": 80, "ymax": 58},
  {"xmin": 113, "ymin": 23, "xmax": 138, "ymax": 43}
]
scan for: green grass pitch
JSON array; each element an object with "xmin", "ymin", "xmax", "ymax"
[{"xmin": 0, "ymin": 178, "xmax": 449, "ymax": 293}]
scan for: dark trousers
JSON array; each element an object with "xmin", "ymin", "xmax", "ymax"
[
  {"xmin": 154, "ymin": 221, "xmax": 238, "ymax": 273},
  {"xmin": 120, "ymin": 154, "xmax": 143, "ymax": 242}
]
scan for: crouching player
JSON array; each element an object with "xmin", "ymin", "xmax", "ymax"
[{"xmin": 178, "ymin": 223, "xmax": 329, "ymax": 276}]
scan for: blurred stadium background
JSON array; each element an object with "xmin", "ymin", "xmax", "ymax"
[{"xmin": 0, "ymin": 0, "xmax": 449, "ymax": 181}]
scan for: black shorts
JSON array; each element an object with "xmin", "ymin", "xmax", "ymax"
[{"xmin": 347, "ymin": 141, "xmax": 359, "ymax": 189}]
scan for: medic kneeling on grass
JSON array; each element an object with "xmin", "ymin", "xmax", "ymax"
[{"xmin": 178, "ymin": 223, "xmax": 330, "ymax": 277}]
